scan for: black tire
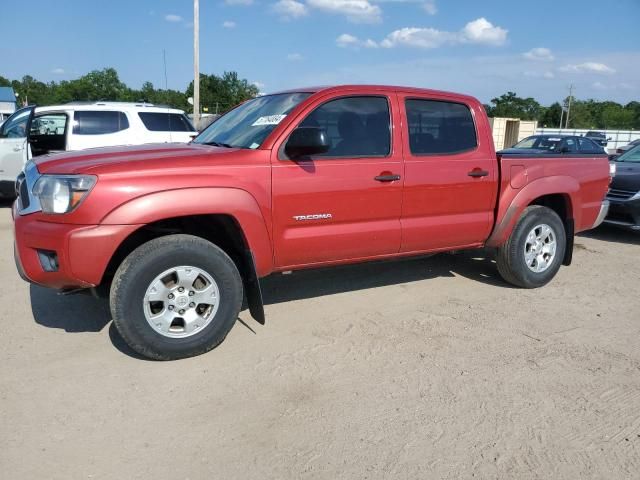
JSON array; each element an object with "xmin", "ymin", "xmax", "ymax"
[
  {"xmin": 496, "ymin": 205, "xmax": 566, "ymax": 288},
  {"xmin": 110, "ymin": 234, "xmax": 243, "ymax": 360}
]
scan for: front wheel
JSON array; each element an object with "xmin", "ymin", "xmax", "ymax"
[
  {"xmin": 110, "ymin": 234, "xmax": 243, "ymax": 360},
  {"xmin": 496, "ymin": 205, "xmax": 566, "ymax": 288}
]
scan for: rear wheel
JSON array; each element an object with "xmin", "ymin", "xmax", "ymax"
[
  {"xmin": 496, "ymin": 205, "xmax": 566, "ymax": 288},
  {"xmin": 110, "ymin": 234, "xmax": 243, "ymax": 360}
]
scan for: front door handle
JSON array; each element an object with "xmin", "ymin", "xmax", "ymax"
[
  {"xmin": 13, "ymin": 146, "xmax": 23, "ymax": 152},
  {"xmin": 468, "ymin": 169, "xmax": 489, "ymax": 178},
  {"xmin": 374, "ymin": 174, "xmax": 401, "ymax": 182}
]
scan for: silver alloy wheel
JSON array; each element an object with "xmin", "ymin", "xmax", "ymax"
[
  {"xmin": 523, "ymin": 223, "xmax": 557, "ymax": 273},
  {"xmin": 143, "ymin": 266, "xmax": 220, "ymax": 338}
]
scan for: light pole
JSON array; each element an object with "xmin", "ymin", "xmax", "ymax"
[
  {"xmin": 193, "ymin": 0, "xmax": 200, "ymax": 128},
  {"xmin": 565, "ymin": 84, "xmax": 574, "ymax": 129}
]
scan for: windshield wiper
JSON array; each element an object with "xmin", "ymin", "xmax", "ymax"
[{"xmin": 202, "ymin": 141, "xmax": 235, "ymax": 148}]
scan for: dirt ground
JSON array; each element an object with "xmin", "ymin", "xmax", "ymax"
[{"xmin": 0, "ymin": 206, "xmax": 639, "ymax": 479}]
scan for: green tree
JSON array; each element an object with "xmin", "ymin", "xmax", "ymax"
[
  {"xmin": 600, "ymin": 104, "xmax": 634, "ymax": 129},
  {"xmin": 186, "ymin": 71, "xmax": 259, "ymax": 114},
  {"xmin": 540, "ymin": 102, "xmax": 562, "ymax": 127},
  {"xmin": 486, "ymin": 92, "xmax": 542, "ymax": 120}
]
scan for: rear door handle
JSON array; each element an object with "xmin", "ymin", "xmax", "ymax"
[
  {"xmin": 468, "ymin": 169, "xmax": 489, "ymax": 178},
  {"xmin": 374, "ymin": 174, "xmax": 401, "ymax": 182}
]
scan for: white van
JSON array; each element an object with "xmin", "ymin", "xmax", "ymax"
[{"xmin": 0, "ymin": 102, "xmax": 197, "ymax": 196}]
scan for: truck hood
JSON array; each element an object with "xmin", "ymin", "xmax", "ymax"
[{"xmin": 33, "ymin": 143, "xmax": 244, "ymax": 175}]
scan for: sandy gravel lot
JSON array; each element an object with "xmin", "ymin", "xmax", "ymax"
[{"xmin": 0, "ymin": 205, "xmax": 639, "ymax": 479}]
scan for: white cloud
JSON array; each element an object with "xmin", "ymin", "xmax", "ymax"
[
  {"xmin": 287, "ymin": 53, "xmax": 304, "ymax": 61},
  {"xmin": 273, "ymin": 0, "xmax": 308, "ymax": 19},
  {"xmin": 252, "ymin": 81, "xmax": 266, "ymax": 90},
  {"xmin": 223, "ymin": 20, "xmax": 237, "ymax": 28},
  {"xmin": 459, "ymin": 18, "xmax": 508, "ymax": 46},
  {"xmin": 380, "ymin": 18, "xmax": 508, "ymax": 49},
  {"xmin": 422, "ymin": 0, "xmax": 437, "ymax": 15},
  {"xmin": 164, "ymin": 14, "xmax": 183, "ymax": 22},
  {"xmin": 225, "ymin": 0, "xmax": 254, "ymax": 5},
  {"xmin": 559, "ymin": 62, "xmax": 616, "ymax": 74},
  {"xmin": 380, "ymin": 27, "xmax": 453, "ymax": 48},
  {"xmin": 307, "ymin": 0, "xmax": 382, "ymax": 24},
  {"xmin": 523, "ymin": 47, "xmax": 554, "ymax": 61},
  {"xmin": 524, "ymin": 70, "xmax": 555, "ymax": 79},
  {"xmin": 51, "ymin": 68, "xmax": 65, "ymax": 75},
  {"xmin": 336, "ymin": 33, "xmax": 378, "ymax": 48}
]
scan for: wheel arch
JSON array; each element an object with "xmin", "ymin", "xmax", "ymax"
[
  {"xmin": 100, "ymin": 213, "xmax": 267, "ymax": 324},
  {"xmin": 99, "ymin": 187, "xmax": 274, "ymax": 277},
  {"xmin": 487, "ymin": 175, "xmax": 579, "ymax": 250}
]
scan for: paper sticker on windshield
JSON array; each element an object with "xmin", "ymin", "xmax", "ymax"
[
  {"xmin": 548, "ymin": 138, "xmax": 562, "ymax": 141},
  {"xmin": 252, "ymin": 115, "xmax": 286, "ymax": 126}
]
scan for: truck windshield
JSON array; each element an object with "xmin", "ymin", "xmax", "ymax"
[
  {"xmin": 193, "ymin": 92, "xmax": 311, "ymax": 149},
  {"xmin": 616, "ymin": 144, "xmax": 640, "ymax": 163}
]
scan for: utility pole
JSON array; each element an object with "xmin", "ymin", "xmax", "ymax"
[
  {"xmin": 193, "ymin": 0, "xmax": 200, "ymax": 129},
  {"xmin": 565, "ymin": 84, "xmax": 574, "ymax": 129}
]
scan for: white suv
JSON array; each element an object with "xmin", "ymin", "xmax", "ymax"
[{"xmin": 0, "ymin": 102, "xmax": 197, "ymax": 196}]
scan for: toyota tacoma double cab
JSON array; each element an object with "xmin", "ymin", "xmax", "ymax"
[{"xmin": 13, "ymin": 85, "xmax": 611, "ymax": 360}]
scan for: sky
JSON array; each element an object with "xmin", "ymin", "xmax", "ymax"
[{"xmin": 1, "ymin": 0, "xmax": 638, "ymax": 105}]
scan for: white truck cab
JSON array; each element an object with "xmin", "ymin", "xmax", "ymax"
[{"xmin": 0, "ymin": 102, "xmax": 197, "ymax": 196}]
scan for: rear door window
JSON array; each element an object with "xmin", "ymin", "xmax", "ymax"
[
  {"xmin": 73, "ymin": 111, "xmax": 130, "ymax": 135},
  {"xmin": 405, "ymin": 99, "xmax": 477, "ymax": 155},
  {"xmin": 578, "ymin": 137, "xmax": 602, "ymax": 153},
  {"xmin": 138, "ymin": 112, "xmax": 195, "ymax": 132}
]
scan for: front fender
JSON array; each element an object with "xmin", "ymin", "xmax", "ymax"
[
  {"xmin": 99, "ymin": 187, "xmax": 274, "ymax": 277},
  {"xmin": 486, "ymin": 176, "xmax": 579, "ymax": 248}
]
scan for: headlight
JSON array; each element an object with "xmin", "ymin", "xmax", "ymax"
[
  {"xmin": 32, "ymin": 175, "xmax": 97, "ymax": 214},
  {"xmin": 609, "ymin": 162, "xmax": 617, "ymax": 177}
]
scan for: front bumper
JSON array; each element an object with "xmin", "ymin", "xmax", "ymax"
[
  {"xmin": 604, "ymin": 195, "xmax": 640, "ymax": 230},
  {"xmin": 14, "ymin": 210, "xmax": 140, "ymax": 289}
]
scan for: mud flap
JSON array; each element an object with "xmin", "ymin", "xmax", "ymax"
[
  {"xmin": 563, "ymin": 218, "xmax": 574, "ymax": 266},
  {"xmin": 240, "ymin": 249, "xmax": 265, "ymax": 324}
]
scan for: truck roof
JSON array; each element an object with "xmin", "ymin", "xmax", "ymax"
[{"xmin": 270, "ymin": 84, "xmax": 480, "ymax": 103}]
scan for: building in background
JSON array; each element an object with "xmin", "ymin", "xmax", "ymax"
[
  {"xmin": 489, "ymin": 117, "xmax": 538, "ymax": 151},
  {"xmin": 0, "ymin": 87, "xmax": 17, "ymax": 123}
]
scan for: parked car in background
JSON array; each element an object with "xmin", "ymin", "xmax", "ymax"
[
  {"xmin": 585, "ymin": 131, "xmax": 609, "ymax": 149},
  {"xmin": 498, "ymin": 135, "xmax": 605, "ymax": 155},
  {"xmin": 0, "ymin": 102, "xmax": 196, "ymax": 196},
  {"xmin": 614, "ymin": 138, "xmax": 640, "ymax": 156},
  {"xmin": 13, "ymin": 84, "xmax": 611, "ymax": 360},
  {"xmin": 605, "ymin": 144, "xmax": 640, "ymax": 230}
]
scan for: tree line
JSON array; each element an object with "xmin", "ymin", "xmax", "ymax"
[
  {"xmin": 0, "ymin": 68, "xmax": 258, "ymax": 115},
  {"xmin": 1, "ymin": 69, "xmax": 638, "ymax": 129},
  {"xmin": 485, "ymin": 91, "xmax": 640, "ymax": 130}
]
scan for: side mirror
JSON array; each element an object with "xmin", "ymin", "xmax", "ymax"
[
  {"xmin": 559, "ymin": 146, "xmax": 570, "ymax": 153},
  {"xmin": 285, "ymin": 127, "xmax": 330, "ymax": 159}
]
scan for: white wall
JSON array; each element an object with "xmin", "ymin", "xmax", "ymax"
[
  {"xmin": 0, "ymin": 101, "xmax": 16, "ymax": 116},
  {"xmin": 536, "ymin": 128, "xmax": 640, "ymax": 152}
]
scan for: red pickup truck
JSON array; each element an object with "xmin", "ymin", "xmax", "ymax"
[{"xmin": 13, "ymin": 85, "xmax": 611, "ymax": 360}]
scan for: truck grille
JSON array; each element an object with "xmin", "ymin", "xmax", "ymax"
[{"xmin": 607, "ymin": 188, "xmax": 637, "ymax": 201}]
